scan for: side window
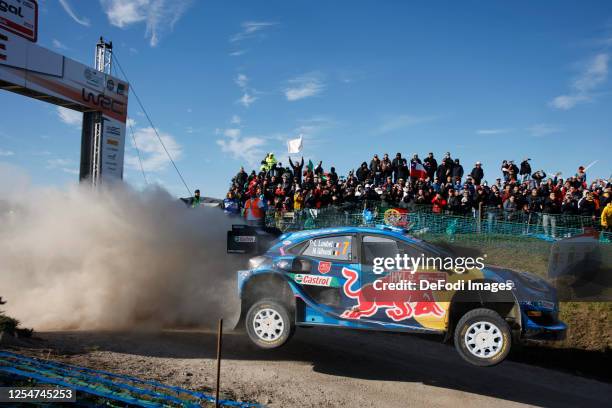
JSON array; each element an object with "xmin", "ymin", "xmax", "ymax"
[
  {"xmin": 361, "ymin": 235, "xmax": 425, "ymax": 265},
  {"xmin": 287, "ymin": 241, "xmax": 308, "ymax": 255},
  {"xmin": 302, "ymin": 235, "xmax": 353, "ymax": 261},
  {"xmin": 362, "ymin": 235, "xmax": 399, "ymax": 265}
]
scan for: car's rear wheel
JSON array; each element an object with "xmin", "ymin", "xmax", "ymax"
[
  {"xmin": 454, "ymin": 308, "xmax": 511, "ymax": 366},
  {"xmin": 246, "ymin": 299, "xmax": 294, "ymax": 349}
]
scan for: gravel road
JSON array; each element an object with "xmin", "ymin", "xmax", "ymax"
[{"xmin": 19, "ymin": 327, "xmax": 611, "ymax": 408}]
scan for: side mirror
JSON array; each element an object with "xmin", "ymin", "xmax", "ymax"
[
  {"xmin": 292, "ymin": 258, "xmax": 312, "ymax": 272},
  {"xmin": 275, "ymin": 258, "xmax": 311, "ymax": 273}
]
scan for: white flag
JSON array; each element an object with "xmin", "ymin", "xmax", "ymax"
[{"xmin": 287, "ymin": 134, "xmax": 303, "ymax": 154}]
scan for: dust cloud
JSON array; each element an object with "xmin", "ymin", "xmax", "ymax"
[{"xmin": 0, "ymin": 177, "xmax": 244, "ymax": 331}]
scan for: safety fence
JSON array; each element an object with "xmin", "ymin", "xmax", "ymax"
[
  {"xmin": 265, "ymin": 202, "xmax": 611, "ymax": 244},
  {"xmin": 0, "ymin": 351, "xmax": 260, "ymax": 407}
]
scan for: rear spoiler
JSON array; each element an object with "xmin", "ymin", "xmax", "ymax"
[{"xmin": 227, "ymin": 224, "xmax": 283, "ymax": 254}]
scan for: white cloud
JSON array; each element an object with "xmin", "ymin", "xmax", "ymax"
[
  {"xmin": 216, "ymin": 128, "xmax": 265, "ymax": 165},
  {"xmin": 56, "ymin": 107, "xmax": 82, "ymax": 127},
  {"xmin": 100, "ymin": 0, "xmax": 194, "ymax": 47},
  {"xmin": 527, "ymin": 123, "xmax": 563, "ymax": 137},
  {"xmin": 377, "ymin": 114, "xmax": 438, "ymax": 134},
  {"xmin": 52, "ymin": 39, "xmax": 69, "ymax": 50},
  {"xmin": 224, "ymin": 128, "xmax": 241, "ymax": 138},
  {"xmin": 285, "ymin": 73, "xmax": 325, "ymax": 101},
  {"xmin": 476, "ymin": 128, "xmax": 511, "ymax": 135},
  {"xmin": 229, "ymin": 50, "xmax": 246, "ymax": 57},
  {"xmin": 231, "ymin": 115, "xmax": 241, "ymax": 125},
  {"xmin": 230, "ymin": 21, "xmax": 277, "ymax": 43},
  {"xmin": 46, "ymin": 158, "xmax": 73, "ymax": 168},
  {"xmin": 550, "ymin": 53, "xmax": 609, "ymax": 110},
  {"xmin": 59, "ymin": 0, "xmax": 90, "ymax": 26},
  {"xmin": 235, "ymin": 73, "xmax": 248, "ymax": 89},
  {"xmin": 0, "ymin": 149, "xmax": 15, "ymax": 157},
  {"xmin": 125, "ymin": 126, "xmax": 182, "ymax": 172},
  {"xmin": 238, "ymin": 93, "xmax": 257, "ymax": 108},
  {"xmin": 234, "ymin": 73, "xmax": 259, "ymax": 107}
]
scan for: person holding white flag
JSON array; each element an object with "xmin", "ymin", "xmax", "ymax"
[
  {"xmin": 289, "ymin": 156, "xmax": 304, "ymax": 184},
  {"xmin": 287, "ymin": 134, "xmax": 303, "ymax": 154}
]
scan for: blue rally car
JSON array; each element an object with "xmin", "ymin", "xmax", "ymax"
[{"xmin": 234, "ymin": 225, "xmax": 566, "ymax": 366}]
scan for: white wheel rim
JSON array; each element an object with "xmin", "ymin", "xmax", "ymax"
[
  {"xmin": 253, "ymin": 308, "xmax": 285, "ymax": 342},
  {"xmin": 464, "ymin": 321, "xmax": 504, "ymax": 359}
]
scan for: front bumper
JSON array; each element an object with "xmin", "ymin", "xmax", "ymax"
[{"xmin": 521, "ymin": 314, "xmax": 567, "ymax": 341}]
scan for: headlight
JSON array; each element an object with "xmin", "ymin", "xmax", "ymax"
[
  {"xmin": 248, "ymin": 256, "xmax": 268, "ymax": 270},
  {"xmin": 521, "ymin": 300, "xmax": 556, "ymax": 312}
]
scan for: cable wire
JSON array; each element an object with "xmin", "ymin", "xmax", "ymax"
[
  {"xmin": 112, "ymin": 53, "xmax": 192, "ymax": 197},
  {"xmin": 127, "ymin": 118, "xmax": 149, "ymax": 186}
]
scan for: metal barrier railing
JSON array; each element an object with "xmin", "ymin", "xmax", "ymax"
[{"xmin": 264, "ymin": 202, "xmax": 611, "ymax": 243}]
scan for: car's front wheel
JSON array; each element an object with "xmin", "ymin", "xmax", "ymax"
[
  {"xmin": 454, "ymin": 308, "xmax": 511, "ymax": 366},
  {"xmin": 245, "ymin": 299, "xmax": 294, "ymax": 349}
]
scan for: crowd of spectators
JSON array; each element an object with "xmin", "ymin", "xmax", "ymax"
[{"xmin": 223, "ymin": 151, "xmax": 612, "ymax": 233}]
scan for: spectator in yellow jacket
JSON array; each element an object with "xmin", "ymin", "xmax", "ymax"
[
  {"xmin": 601, "ymin": 200, "xmax": 612, "ymax": 232},
  {"xmin": 293, "ymin": 189, "xmax": 305, "ymax": 211}
]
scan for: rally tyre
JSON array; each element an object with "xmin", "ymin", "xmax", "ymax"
[
  {"xmin": 454, "ymin": 308, "xmax": 511, "ymax": 367},
  {"xmin": 246, "ymin": 299, "xmax": 294, "ymax": 349}
]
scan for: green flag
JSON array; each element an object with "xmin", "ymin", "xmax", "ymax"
[{"xmin": 307, "ymin": 160, "xmax": 314, "ymax": 171}]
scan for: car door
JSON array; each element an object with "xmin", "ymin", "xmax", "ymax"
[
  {"xmin": 291, "ymin": 234, "xmax": 361, "ymax": 319},
  {"xmin": 355, "ymin": 234, "xmax": 448, "ymax": 330}
]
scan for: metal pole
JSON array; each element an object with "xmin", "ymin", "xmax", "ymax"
[{"xmin": 215, "ymin": 318, "xmax": 223, "ymax": 408}]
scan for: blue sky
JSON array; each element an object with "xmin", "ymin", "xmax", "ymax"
[{"xmin": 0, "ymin": 0, "xmax": 611, "ymax": 198}]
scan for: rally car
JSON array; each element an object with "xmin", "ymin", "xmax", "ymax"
[{"xmin": 234, "ymin": 225, "xmax": 566, "ymax": 366}]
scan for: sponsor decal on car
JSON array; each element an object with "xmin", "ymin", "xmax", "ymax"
[
  {"xmin": 340, "ymin": 267, "xmax": 445, "ymax": 322},
  {"xmin": 318, "ymin": 261, "xmax": 332, "ymax": 274},
  {"xmin": 289, "ymin": 273, "xmax": 340, "ymax": 288},
  {"xmin": 234, "ymin": 235, "xmax": 256, "ymax": 243}
]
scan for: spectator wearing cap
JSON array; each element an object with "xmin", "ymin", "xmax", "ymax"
[
  {"xmin": 469, "ymin": 161, "xmax": 484, "ymax": 185},
  {"xmin": 182, "ymin": 189, "xmax": 202, "ymax": 208}
]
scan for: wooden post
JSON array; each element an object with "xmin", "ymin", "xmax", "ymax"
[{"xmin": 215, "ymin": 318, "xmax": 223, "ymax": 408}]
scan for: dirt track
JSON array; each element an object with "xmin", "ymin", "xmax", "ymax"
[{"xmin": 15, "ymin": 327, "xmax": 610, "ymax": 408}]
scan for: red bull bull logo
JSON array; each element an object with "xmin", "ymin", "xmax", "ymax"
[{"xmin": 340, "ymin": 267, "xmax": 445, "ymax": 321}]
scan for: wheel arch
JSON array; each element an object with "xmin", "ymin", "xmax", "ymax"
[
  {"xmin": 444, "ymin": 280, "xmax": 521, "ymax": 342},
  {"xmin": 239, "ymin": 272, "xmax": 296, "ymax": 327}
]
